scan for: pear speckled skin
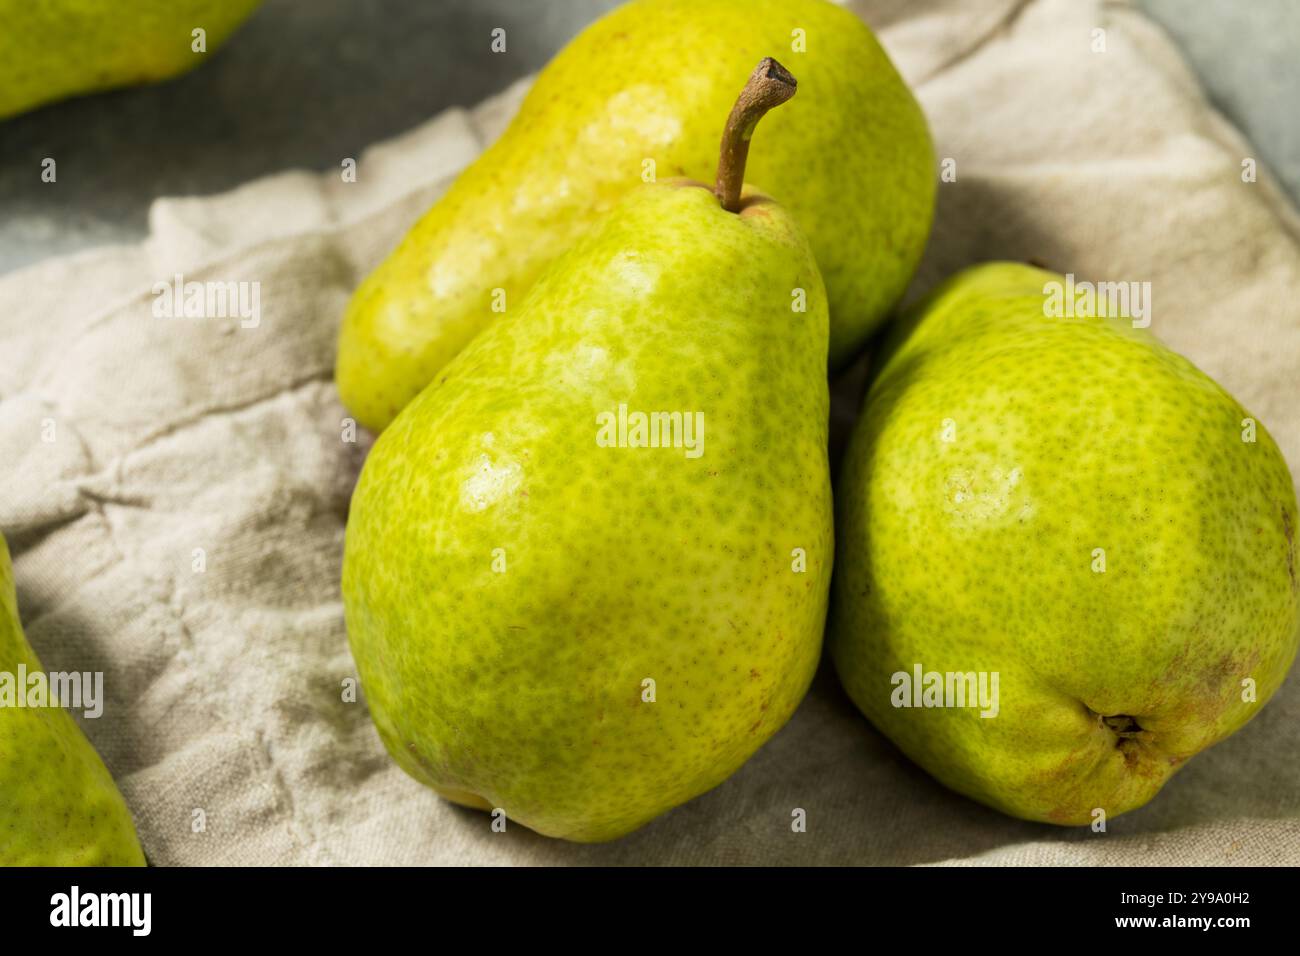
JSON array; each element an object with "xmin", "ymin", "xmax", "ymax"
[
  {"xmin": 0, "ymin": 0, "xmax": 261, "ymax": 119},
  {"xmin": 343, "ymin": 182, "xmax": 833, "ymax": 842},
  {"xmin": 830, "ymin": 262, "xmax": 1300, "ymax": 825},
  {"xmin": 337, "ymin": 0, "xmax": 935, "ymax": 432},
  {"xmin": 0, "ymin": 534, "xmax": 145, "ymax": 865}
]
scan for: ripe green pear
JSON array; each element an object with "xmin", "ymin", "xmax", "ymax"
[
  {"xmin": 0, "ymin": 0, "xmax": 261, "ymax": 119},
  {"xmin": 343, "ymin": 78, "xmax": 833, "ymax": 839},
  {"xmin": 830, "ymin": 262, "xmax": 1300, "ymax": 825},
  {"xmin": 337, "ymin": 0, "xmax": 934, "ymax": 432},
  {"xmin": 0, "ymin": 533, "xmax": 145, "ymax": 865}
]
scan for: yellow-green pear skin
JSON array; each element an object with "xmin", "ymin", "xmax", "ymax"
[
  {"xmin": 337, "ymin": 0, "xmax": 935, "ymax": 431},
  {"xmin": 829, "ymin": 262, "xmax": 1300, "ymax": 825},
  {"xmin": 343, "ymin": 182, "xmax": 833, "ymax": 842},
  {"xmin": 0, "ymin": 534, "xmax": 145, "ymax": 866},
  {"xmin": 0, "ymin": 0, "xmax": 261, "ymax": 119}
]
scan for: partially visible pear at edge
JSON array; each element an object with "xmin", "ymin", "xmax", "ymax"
[
  {"xmin": 337, "ymin": 0, "xmax": 934, "ymax": 432},
  {"xmin": 0, "ymin": 0, "xmax": 262, "ymax": 119},
  {"xmin": 0, "ymin": 533, "xmax": 145, "ymax": 865},
  {"xmin": 343, "ymin": 61, "xmax": 833, "ymax": 842},
  {"xmin": 829, "ymin": 262, "xmax": 1300, "ymax": 825}
]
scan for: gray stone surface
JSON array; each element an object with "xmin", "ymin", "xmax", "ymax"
[
  {"xmin": 1139, "ymin": 0, "xmax": 1299, "ymax": 201},
  {"xmin": 0, "ymin": 0, "xmax": 1295, "ymax": 275}
]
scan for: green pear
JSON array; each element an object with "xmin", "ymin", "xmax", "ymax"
[
  {"xmin": 343, "ymin": 61, "xmax": 832, "ymax": 842},
  {"xmin": 0, "ymin": 533, "xmax": 145, "ymax": 865},
  {"xmin": 337, "ymin": 0, "xmax": 934, "ymax": 432},
  {"xmin": 0, "ymin": 0, "xmax": 261, "ymax": 119},
  {"xmin": 829, "ymin": 262, "xmax": 1300, "ymax": 825}
]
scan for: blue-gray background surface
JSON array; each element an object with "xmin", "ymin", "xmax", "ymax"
[{"xmin": 0, "ymin": 0, "xmax": 1296, "ymax": 275}]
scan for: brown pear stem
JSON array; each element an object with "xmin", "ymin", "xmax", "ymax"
[{"xmin": 714, "ymin": 57, "xmax": 797, "ymax": 213}]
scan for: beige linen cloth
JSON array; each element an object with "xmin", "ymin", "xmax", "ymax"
[{"xmin": 2, "ymin": 0, "xmax": 1297, "ymax": 865}]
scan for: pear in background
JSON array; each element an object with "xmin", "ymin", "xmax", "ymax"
[
  {"xmin": 337, "ymin": 0, "xmax": 934, "ymax": 431},
  {"xmin": 830, "ymin": 262, "xmax": 1300, "ymax": 824},
  {"xmin": 0, "ymin": 0, "xmax": 261, "ymax": 119},
  {"xmin": 0, "ymin": 533, "xmax": 145, "ymax": 865},
  {"xmin": 343, "ymin": 61, "xmax": 832, "ymax": 841}
]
